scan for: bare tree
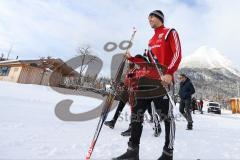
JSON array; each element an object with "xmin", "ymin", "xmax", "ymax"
[
  {"xmin": 7, "ymin": 45, "xmax": 13, "ymax": 60},
  {"xmin": 76, "ymin": 45, "xmax": 97, "ymax": 87}
]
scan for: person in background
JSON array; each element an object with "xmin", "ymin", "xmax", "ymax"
[
  {"xmin": 199, "ymin": 98, "xmax": 204, "ymax": 114},
  {"xmin": 178, "ymin": 74, "xmax": 195, "ymax": 130},
  {"xmin": 191, "ymin": 97, "xmax": 197, "ymax": 114}
]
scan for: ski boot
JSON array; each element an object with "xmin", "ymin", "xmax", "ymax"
[
  {"xmin": 158, "ymin": 147, "xmax": 173, "ymax": 160},
  {"xmin": 104, "ymin": 120, "xmax": 116, "ymax": 129},
  {"xmin": 186, "ymin": 122, "xmax": 193, "ymax": 130},
  {"xmin": 121, "ymin": 126, "xmax": 131, "ymax": 136},
  {"xmin": 112, "ymin": 142, "xmax": 139, "ymax": 160}
]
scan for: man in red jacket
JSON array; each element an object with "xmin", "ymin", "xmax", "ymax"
[{"xmin": 113, "ymin": 10, "xmax": 182, "ymax": 160}]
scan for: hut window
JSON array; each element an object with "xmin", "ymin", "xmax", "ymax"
[{"xmin": 0, "ymin": 66, "xmax": 10, "ymax": 76}]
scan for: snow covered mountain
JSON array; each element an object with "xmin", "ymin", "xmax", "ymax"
[
  {"xmin": 177, "ymin": 46, "xmax": 240, "ymax": 99},
  {"xmin": 180, "ymin": 46, "xmax": 240, "ymax": 77}
]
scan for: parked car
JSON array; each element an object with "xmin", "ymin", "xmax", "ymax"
[{"xmin": 207, "ymin": 101, "xmax": 221, "ymax": 114}]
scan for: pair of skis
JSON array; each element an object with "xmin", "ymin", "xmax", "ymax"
[{"xmin": 85, "ymin": 28, "xmax": 137, "ymax": 160}]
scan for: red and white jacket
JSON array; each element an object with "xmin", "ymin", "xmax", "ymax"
[
  {"xmin": 148, "ymin": 25, "xmax": 182, "ymax": 76},
  {"xmin": 127, "ymin": 26, "xmax": 181, "ymax": 82}
]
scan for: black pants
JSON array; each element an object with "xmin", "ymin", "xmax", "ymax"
[
  {"xmin": 179, "ymin": 99, "xmax": 193, "ymax": 123},
  {"xmin": 112, "ymin": 100, "xmax": 153, "ymax": 122},
  {"xmin": 129, "ymin": 95, "xmax": 175, "ymax": 150},
  {"xmin": 199, "ymin": 105, "xmax": 203, "ymax": 112},
  {"xmin": 112, "ymin": 100, "xmax": 127, "ymax": 122}
]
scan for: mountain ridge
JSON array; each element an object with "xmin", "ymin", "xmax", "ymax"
[{"xmin": 180, "ymin": 46, "xmax": 240, "ymax": 77}]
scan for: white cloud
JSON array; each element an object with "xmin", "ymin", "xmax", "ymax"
[{"xmin": 0, "ymin": 0, "xmax": 239, "ymax": 76}]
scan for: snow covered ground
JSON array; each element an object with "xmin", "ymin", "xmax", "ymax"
[{"xmin": 1, "ymin": 81, "xmax": 240, "ymax": 159}]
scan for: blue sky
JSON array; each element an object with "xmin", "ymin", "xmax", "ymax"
[{"xmin": 0, "ymin": 0, "xmax": 240, "ymax": 76}]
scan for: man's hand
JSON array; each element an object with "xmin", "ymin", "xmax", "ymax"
[{"xmin": 161, "ymin": 74, "xmax": 172, "ymax": 87}]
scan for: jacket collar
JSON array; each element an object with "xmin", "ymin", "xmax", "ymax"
[
  {"xmin": 181, "ymin": 77, "xmax": 189, "ymax": 85},
  {"xmin": 154, "ymin": 25, "xmax": 165, "ymax": 34}
]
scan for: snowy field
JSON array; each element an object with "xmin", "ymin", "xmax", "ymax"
[{"xmin": 1, "ymin": 81, "xmax": 240, "ymax": 160}]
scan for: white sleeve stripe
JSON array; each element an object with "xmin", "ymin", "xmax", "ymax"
[
  {"xmin": 165, "ymin": 28, "xmax": 173, "ymax": 40},
  {"xmin": 169, "ymin": 51, "xmax": 177, "ymax": 69},
  {"xmin": 168, "ymin": 31, "xmax": 180, "ymax": 69},
  {"xmin": 170, "ymin": 31, "xmax": 180, "ymax": 68},
  {"xmin": 169, "ymin": 31, "xmax": 179, "ymax": 68},
  {"xmin": 169, "ymin": 32, "xmax": 178, "ymax": 66},
  {"xmin": 168, "ymin": 32, "xmax": 178, "ymax": 69}
]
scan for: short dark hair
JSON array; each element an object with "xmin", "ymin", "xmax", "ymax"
[{"xmin": 179, "ymin": 74, "xmax": 187, "ymax": 78}]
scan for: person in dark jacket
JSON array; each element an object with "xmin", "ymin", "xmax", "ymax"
[
  {"xmin": 178, "ymin": 74, "xmax": 195, "ymax": 130},
  {"xmin": 199, "ymin": 98, "xmax": 204, "ymax": 114},
  {"xmin": 191, "ymin": 97, "xmax": 197, "ymax": 114}
]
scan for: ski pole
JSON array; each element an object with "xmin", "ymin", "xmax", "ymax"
[
  {"xmin": 147, "ymin": 49, "xmax": 176, "ymax": 109},
  {"xmin": 85, "ymin": 28, "xmax": 137, "ymax": 160}
]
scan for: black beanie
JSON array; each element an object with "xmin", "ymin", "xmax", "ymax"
[{"xmin": 149, "ymin": 10, "xmax": 164, "ymax": 23}]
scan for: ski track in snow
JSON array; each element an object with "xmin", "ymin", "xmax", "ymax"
[{"xmin": 1, "ymin": 81, "xmax": 240, "ymax": 159}]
